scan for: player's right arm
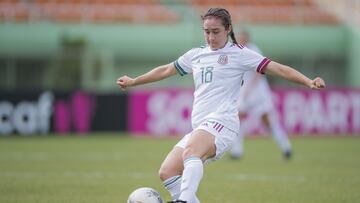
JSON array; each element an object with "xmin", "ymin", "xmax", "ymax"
[{"xmin": 116, "ymin": 63, "xmax": 178, "ymax": 91}]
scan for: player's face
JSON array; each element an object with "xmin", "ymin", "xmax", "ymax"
[{"xmin": 203, "ymin": 17, "xmax": 230, "ymax": 50}]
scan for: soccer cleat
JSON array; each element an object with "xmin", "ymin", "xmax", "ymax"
[
  {"xmin": 229, "ymin": 152, "xmax": 242, "ymax": 160},
  {"xmin": 167, "ymin": 200, "xmax": 187, "ymax": 203},
  {"xmin": 229, "ymin": 148, "xmax": 243, "ymax": 160},
  {"xmin": 283, "ymin": 150, "xmax": 292, "ymax": 160}
]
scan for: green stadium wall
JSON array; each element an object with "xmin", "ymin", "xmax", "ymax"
[
  {"xmin": 0, "ymin": 22, "xmax": 357, "ymax": 87},
  {"xmin": 0, "ymin": 23, "xmax": 347, "ymax": 59},
  {"xmin": 348, "ymin": 30, "xmax": 360, "ymax": 87}
]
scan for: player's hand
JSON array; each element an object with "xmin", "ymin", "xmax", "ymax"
[
  {"xmin": 309, "ymin": 77, "xmax": 326, "ymax": 89},
  {"xmin": 116, "ymin": 75, "xmax": 135, "ymax": 91}
]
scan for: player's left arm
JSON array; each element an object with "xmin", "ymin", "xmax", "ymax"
[{"xmin": 264, "ymin": 61, "xmax": 326, "ymax": 89}]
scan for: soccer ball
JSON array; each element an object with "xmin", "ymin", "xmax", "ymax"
[{"xmin": 127, "ymin": 187, "xmax": 164, "ymax": 203}]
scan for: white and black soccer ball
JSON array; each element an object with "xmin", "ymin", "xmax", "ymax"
[{"xmin": 127, "ymin": 187, "xmax": 164, "ymax": 203}]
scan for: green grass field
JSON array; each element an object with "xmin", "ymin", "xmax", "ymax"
[{"xmin": 1, "ymin": 134, "xmax": 359, "ymax": 203}]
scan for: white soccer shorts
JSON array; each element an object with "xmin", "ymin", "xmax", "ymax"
[{"xmin": 175, "ymin": 119, "xmax": 238, "ymax": 164}]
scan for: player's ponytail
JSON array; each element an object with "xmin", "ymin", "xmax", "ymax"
[
  {"xmin": 202, "ymin": 8, "xmax": 240, "ymax": 48},
  {"xmin": 229, "ymin": 30, "xmax": 239, "ymax": 46}
]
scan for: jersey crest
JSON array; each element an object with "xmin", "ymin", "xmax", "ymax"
[{"xmin": 218, "ymin": 55, "xmax": 228, "ymax": 65}]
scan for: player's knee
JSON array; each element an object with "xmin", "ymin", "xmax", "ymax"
[
  {"xmin": 158, "ymin": 169, "xmax": 166, "ymax": 181},
  {"xmin": 158, "ymin": 166, "xmax": 169, "ymax": 181},
  {"xmin": 158, "ymin": 165, "xmax": 178, "ymax": 181}
]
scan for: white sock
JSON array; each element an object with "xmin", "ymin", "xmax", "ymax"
[
  {"xmin": 230, "ymin": 128, "xmax": 244, "ymax": 158},
  {"xmin": 269, "ymin": 118, "xmax": 291, "ymax": 152},
  {"xmin": 179, "ymin": 156, "xmax": 203, "ymax": 203},
  {"xmin": 163, "ymin": 175, "xmax": 182, "ymax": 200}
]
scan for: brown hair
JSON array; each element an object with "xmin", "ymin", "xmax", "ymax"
[{"xmin": 202, "ymin": 8, "xmax": 239, "ymax": 47}]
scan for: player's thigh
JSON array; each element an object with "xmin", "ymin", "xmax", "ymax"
[
  {"xmin": 159, "ymin": 146, "xmax": 184, "ymax": 180},
  {"xmin": 183, "ymin": 129, "xmax": 216, "ymax": 162}
]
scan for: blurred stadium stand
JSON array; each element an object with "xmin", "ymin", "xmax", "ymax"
[
  {"xmin": 188, "ymin": 0, "xmax": 339, "ymax": 25},
  {"xmin": 0, "ymin": 0, "xmax": 359, "ymax": 91},
  {"xmin": 0, "ymin": 0, "xmax": 179, "ymax": 23},
  {"xmin": 0, "ymin": 0, "xmax": 341, "ymax": 25},
  {"xmin": 315, "ymin": 0, "xmax": 360, "ymax": 28}
]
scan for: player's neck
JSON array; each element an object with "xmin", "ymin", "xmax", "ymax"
[{"xmin": 210, "ymin": 41, "xmax": 228, "ymax": 51}]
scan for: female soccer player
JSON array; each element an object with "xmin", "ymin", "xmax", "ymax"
[
  {"xmin": 117, "ymin": 8, "xmax": 325, "ymax": 203},
  {"xmin": 230, "ymin": 30, "xmax": 292, "ymax": 160}
]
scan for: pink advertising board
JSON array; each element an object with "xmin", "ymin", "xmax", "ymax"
[{"xmin": 128, "ymin": 88, "xmax": 360, "ymax": 137}]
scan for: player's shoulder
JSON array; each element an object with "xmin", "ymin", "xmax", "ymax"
[
  {"xmin": 222, "ymin": 43, "xmax": 248, "ymax": 58},
  {"xmin": 226, "ymin": 43, "xmax": 246, "ymax": 52},
  {"xmin": 232, "ymin": 45, "xmax": 261, "ymax": 57},
  {"xmin": 184, "ymin": 44, "xmax": 208, "ymax": 56},
  {"xmin": 231, "ymin": 43, "xmax": 245, "ymax": 49},
  {"xmin": 192, "ymin": 44, "xmax": 208, "ymax": 52},
  {"xmin": 246, "ymin": 43, "xmax": 262, "ymax": 54}
]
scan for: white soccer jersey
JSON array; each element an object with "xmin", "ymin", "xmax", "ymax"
[{"xmin": 174, "ymin": 42, "xmax": 270, "ymax": 132}]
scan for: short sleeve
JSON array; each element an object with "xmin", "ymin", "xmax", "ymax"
[
  {"xmin": 240, "ymin": 47, "xmax": 271, "ymax": 74},
  {"xmin": 174, "ymin": 48, "xmax": 198, "ymax": 76}
]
